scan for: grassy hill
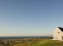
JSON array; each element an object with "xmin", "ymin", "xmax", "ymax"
[
  {"xmin": 29, "ymin": 39, "xmax": 63, "ymax": 46},
  {"xmin": 13, "ymin": 38, "xmax": 63, "ymax": 46},
  {"xmin": 0, "ymin": 38, "xmax": 63, "ymax": 46}
]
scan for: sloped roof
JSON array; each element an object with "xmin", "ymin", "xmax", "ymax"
[{"xmin": 58, "ymin": 27, "xmax": 63, "ymax": 32}]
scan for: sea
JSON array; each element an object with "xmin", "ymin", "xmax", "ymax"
[{"xmin": 0, "ymin": 36, "xmax": 52, "ymax": 40}]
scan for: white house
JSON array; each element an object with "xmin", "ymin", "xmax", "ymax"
[{"xmin": 53, "ymin": 27, "xmax": 63, "ymax": 41}]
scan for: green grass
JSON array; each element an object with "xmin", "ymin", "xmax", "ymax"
[
  {"xmin": 29, "ymin": 39, "xmax": 63, "ymax": 46},
  {"xmin": 1, "ymin": 38, "xmax": 63, "ymax": 46}
]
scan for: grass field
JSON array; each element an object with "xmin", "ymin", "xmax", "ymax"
[
  {"xmin": 0, "ymin": 37, "xmax": 63, "ymax": 46},
  {"xmin": 29, "ymin": 39, "xmax": 63, "ymax": 46}
]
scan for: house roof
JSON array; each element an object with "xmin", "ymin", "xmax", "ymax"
[{"xmin": 58, "ymin": 27, "xmax": 63, "ymax": 32}]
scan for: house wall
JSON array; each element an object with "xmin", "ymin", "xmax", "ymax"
[{"xmin": 53, "ymin": 27, "xmax": 63, "ymax": 41}]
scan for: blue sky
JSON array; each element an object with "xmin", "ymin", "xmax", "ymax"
[{"xmin": 0, "ymin": 0, "xmax": 63, "ymax": 36}]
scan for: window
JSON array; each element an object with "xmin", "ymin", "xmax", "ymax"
[
  {"xmin": 56, "ymin": 38, "xmax": 57, "ymax": 39},
  {"xmin": 62, "ymin": 36, "xmax": 63, "ymax": 40},
  {"xmin": 58, "ymin": 32, "xmax": 60, "ymax": 33}
]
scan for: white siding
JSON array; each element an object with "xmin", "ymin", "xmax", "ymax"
[{"xmin": 53, "ymin": 27, "xmax": 63, "ymax": 41}]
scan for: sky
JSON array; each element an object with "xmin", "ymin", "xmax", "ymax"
[{"xmin": 0, "ymin": 0, "xmax": 63, "ymax": 36}]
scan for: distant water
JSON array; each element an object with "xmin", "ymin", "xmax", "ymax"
[{"xmin": 0, "ymin": 36, "xmax": 52, "ymax": 40}]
